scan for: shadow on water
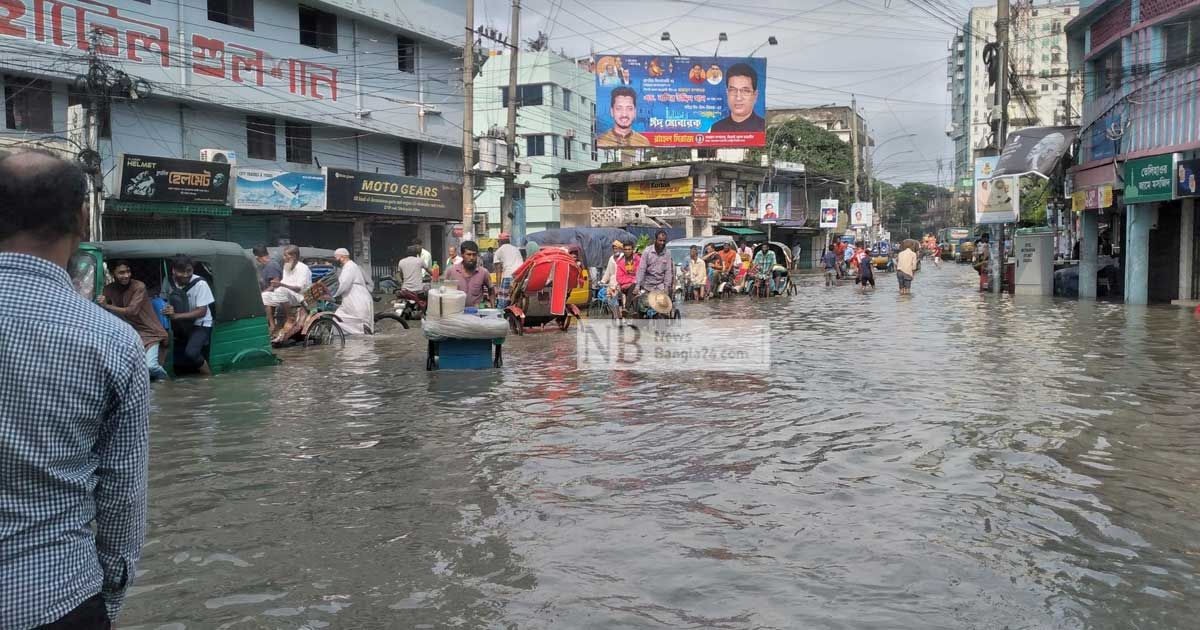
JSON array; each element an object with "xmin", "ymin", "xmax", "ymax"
[{"xmin": 122, "ymin": 266, "xmax": 1200, "ymax": 629}]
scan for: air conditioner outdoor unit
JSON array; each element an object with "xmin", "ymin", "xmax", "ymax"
[
  {"xmin": 200, "ymin": 149, "xmax": 237, "ymax": 165},
  {"xmin": 564, "ymin": 128, "xmax": 576, "ymax": 138}
]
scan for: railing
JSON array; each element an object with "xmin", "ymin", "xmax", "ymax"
[{"xmin": 591, "ymin": 205, "xmax": 694, "ymax": 227}]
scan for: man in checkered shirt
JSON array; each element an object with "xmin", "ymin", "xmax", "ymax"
[{"xmin": 0, "ymin": 150, "xmax": 150, "ymax": 629}]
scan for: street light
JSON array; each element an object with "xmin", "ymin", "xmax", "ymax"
[
  {"xmin": 869, "ymin": 133, "xmax": 917, "ymax": 160},
  {"xmin": 714, "ymin": 32, "xmax": 728, "ymax": 58},
  {"xmin": 661, "ymin": 32, "xmax": 682, "ymax": 56},
  {"xmin": 749, "ymin": 36, "xmax": 779, "ymax": 56}
]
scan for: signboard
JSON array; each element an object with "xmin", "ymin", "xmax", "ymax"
[
  {"xmin": 819, "ymin": 199, "xmax": 839, "ymax": 228},
  {"xmin": 759, "ymin": 192, "xmax": 780, "ymax": 224},
  {"xmin": 628, "ymin": 177, "xmax": 693, "ymax": 201},
  {"xmin": 773, "ymin": 160, "xmax": 804, "ymax": 173},
  {"xmin": 849, "ymin": 202, "xmax": 873, "ymax": 229},
  {"xmin": 974, "ymin": 157, "xmax": 1019, "ymax": 224},
  {"xmin": 1090, "ymin": 112, "xmax": 1120, "ymax": 161},
  {"xmin": 721, "ymin": 206, "xmax": 746, "ymax": 222},
  {"xmin": 1175, "ymin": 157, "xmax": 1200, "ymax": 197},
  {"xmin": 593, "ymin": 55, "xmax": 767, "ymax": 148},
  {"xmin": 119, "ymin": 154, "xmax": 230, "ymax": 204},
  {"xmin": 234, "ymin": 169, "xmax": 326, "ymax": 211},
  {"xmin": 993, "ymin": 126, "xmax": 1076, "ymax": 178},
  {"xmin": 691, "ymin": 188, "xmax": 709, "ymax": 218},
  {"xmin": 1124, "ymin": 154, "xmax": 1175, "ymax": 204},
  {"xmin": 325, "ymin": 168, "xmax": 461, "ymax": 219},
  {"xmin": 1071, "ymin": 184, "xmax": 1113, "ymax": 212},
  {"xmin": 949, "ymin": 228, "xmax": 970, "ymax": 240}
]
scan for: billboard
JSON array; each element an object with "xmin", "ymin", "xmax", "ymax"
[
  {"xmin": 759, "ymin": 192, "xmax": 780, "ymax": 224},
  {"xmin": 628, "ymin": 178, "xmax": 693, "ymax": 201},
  {"xmin": 325, "ymin": 168, "xmax": 461, "ymax": 219},
  {"xmin": 849, "ymin": 202, "xmax": 873, "ymax": 228},
  {"xmin": 819, "ymin": 199, "xmax": 839, "ymax": 228},
  {"xmin": 593, "ymin": 55, "xmax": 767, "ymax": 148},
  {"xmin": 119, "ymin": 154, "xmax": 230, "ymax": 204},
  {"xmin": 974, "ymin": 157, "xmax": 1019, "ymax": 224},
  {"xmin": 235, "ymin": 169, "xmax": 326, "ymax": 211}
]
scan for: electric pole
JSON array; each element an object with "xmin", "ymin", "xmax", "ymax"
[
  {"xmin": 993, "ymin": 0, "xmax": 1010, "ymax": 294},
  {"xmin": 461, "ymin": 0, "xmax": 475, "ymax": 240},
  {"xmin": 500, "ymin": 0, "xmax": 520, "ymax": 237},
  {"xmin": 850, "ymin": 94, "xmax": 859, "ymax": 203}
]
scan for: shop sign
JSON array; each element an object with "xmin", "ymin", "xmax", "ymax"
[
  {"xmin": 325, "ymin": 168, "xmax": 461, "ymax": 219},
  {"xmin": 1124, "ymin": 154, "xmax": 1175, "ymax": 204},
  {"xmin": 119, "ymin": 154, "xmax": 230, "ymax": 204},
  {"xmin": 721, "ymin": 206, "xmax": 746, "ymax": 222},
  {"xmin": 628, "ymin": 177, "xmax": 693, "ymax": 201},
  {"xmin": 1071, "ymin": 184, "xmax": 1113, "ymax": 212},
  {"xmin": 1175, "ymin": 158, "xmax": 1200, "ymax": 198},
  {"xmin": 234, "ymin": 169, "xmax": 325, "ymax": 211},
  {"xmin": 691, "ymin": 188, "xmax": 709, "ymax": 217}
]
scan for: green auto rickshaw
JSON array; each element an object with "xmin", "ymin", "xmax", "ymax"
[{"xmin": 71, "ymin": 239, "xmax": 278, "ymax": 375}]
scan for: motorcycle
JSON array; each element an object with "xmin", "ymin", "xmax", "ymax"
[{"xmin": 372, "ymin": 279, "xmax": 428, "ymax": 330}]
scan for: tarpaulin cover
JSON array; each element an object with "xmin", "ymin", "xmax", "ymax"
[
  {"xmin": 526, "ymin": 228, "xmax": 636, "ymax": 270},
  {"xmin": 423, "ymin": 313, "xmax": 510, "ymax": 341}
]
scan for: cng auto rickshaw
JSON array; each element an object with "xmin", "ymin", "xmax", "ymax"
[{"xmin": 72, "ymin": 239, "xmax": 278, "ymax": 375}]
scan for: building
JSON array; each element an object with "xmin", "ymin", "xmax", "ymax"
[
  {"xmin": 1067, "ymin": 0, "xmax": 1200, "ymax": 304},
  {"xmin": 947, "ymin": 2, "xmax": 1081, "ymax": 206},
  {"xmin": 473, "ymin": 49, "xmax": 599, "ymax": 240},
  {"xmin": 0, "ymin": 0, "xmax": 465, "ymax": 279}
]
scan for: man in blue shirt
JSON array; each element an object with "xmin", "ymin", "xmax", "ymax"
[{"xmin": 0, "ymin": 149, "xmax": 150, "ymax": 628}]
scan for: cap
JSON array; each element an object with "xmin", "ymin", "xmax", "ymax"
[
  {"xmin": 334, "ymin": 248, "xmax": 350, "ymax": 257},
  {"xmin": 613, "ymin": 239, "xmax": 624, "ymax": 247}
]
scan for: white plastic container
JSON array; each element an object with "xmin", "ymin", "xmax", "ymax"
[
  {"xmin": 476, "ymin": 308, "xmax": 504, "ymax": 319},
  {"xmin": 427, "ymin": 288, "xmax": 466, "ymax": 318}
]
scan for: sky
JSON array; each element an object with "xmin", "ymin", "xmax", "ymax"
[{"xmin": 474, "ymin": 0, "xmax": 983, "ymax": 186}]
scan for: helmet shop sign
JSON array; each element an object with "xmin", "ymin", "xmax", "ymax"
[{"xmin": 119, "ymin": 154, "xmax": 232, "ymax": 204}]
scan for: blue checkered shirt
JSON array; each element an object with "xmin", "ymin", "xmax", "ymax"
[{"xmin": 0, "ymin": 253, "xmax": 149, "ymax": 628}]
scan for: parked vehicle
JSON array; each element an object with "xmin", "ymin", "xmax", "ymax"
[
  {"xmin": 72, "ymin": 239, "xmax": 277, "ymax": 375},
  {"xmin": 504, "ymin": 247, "xmax": 586, "ymax": 334},
  {"xmin": 373, "ymin": 278, "xmax": 424, "ymax": 330}
]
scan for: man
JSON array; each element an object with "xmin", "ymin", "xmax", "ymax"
[
  {"xmin": 163, "ymin": 255, "xmax": 215, "ymax": 374},
  {"xmin": 717, "ymin": 242, "xmax": 739, "ymax": 286},
  {"xmin": 974, "ymin": 233, "xmax": 991, "ymax": 291},
  {"xmin": 752, "ymin": 242, "xmax": 777, "ymax": 294},
  {"xmin": 597, "ymin": 86, "xmax": 651, "ymax": 148},
  {"xmin": 445, "ymin": 245, "xmax": 462, "ymax": 269},
  {"xmin": 261, "ymin": 245, "xmax": 312, "ymax": 341},
  {"xmin": 600, "ymin": 239, "xmax": 624, "ymax": 293},
  {"xmin": 615, "ymin": 241, "xmax": 641, "ymax": 316},
  {"xmin": 0, "ymin": 149, "xmax": 149, "ymax": 629},
  {"xmin": 446, "ymin": 240, "xmax": 494, "ymax": 307},
  {"xmin": 396, "ymin": 244, "xmax": 429, "ymax": 296},
  {"xmin": 711, "ymin": 63, "xmax": 765, "ymax": 132},
  {"xmin": 493, "ymin": 232, "xmax": 524, "ymax": 309},
  {"xmin": 481, "ymin": 246, "xmax": 495, "ymax": 271},
  {"xmin": 98, "ymin": 260, "xmax": 169, "ymax": 381},
  {"xmin": 332, "ymin": 248, "xmax": 374, "ymax": 334},
  {"xmin": 253, "ymin": 244, "xmax": 283, "ymax": 335},
  {"xmin": 821, "ymin": 244, "xmax": 838, "ymax": 286},
  {"xmin": 896, "ymin": 242, "xmax": 918, "ymax": 295},
  {"xmin": 636, "ymin": 229, "xmax": 674, "ymax": 295},
  {"xmin": 687, "ymin": 245, "xmax": 707, "ymax": 300},
  {"xmin": 738, "ymin": 238, "xmax": 754, "ymax": 259},
  {"xmin": 762, "ymin": 203, "xmax": 777, "ymax": 219},
  {"xmin": 791, "ymin": 242, "xmax": 803, "ymax": 270},
  {"xmin": 414, "ymin": 238, "xmax": 433, "ymax": 271}
]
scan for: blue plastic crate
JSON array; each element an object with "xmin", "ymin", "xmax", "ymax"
[{"xmin": 435, "ymin": 339, "xmax": 494, "ymax": 370}]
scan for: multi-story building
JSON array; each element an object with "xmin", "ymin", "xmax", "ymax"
[
  {"xmin": 1067, "ymin": 0, "xmax": 1200, "ymax": 304},
  {"xmin": 473, "ymin": 49, "xmax": 599, "ymax": 240},
  {"xmin": 0, "ymin": 0, "xmax": 465, "ymax": 278},
  {"xmin": 947, "ymin": 2, "xmax": 1080, "ymax": 207}
]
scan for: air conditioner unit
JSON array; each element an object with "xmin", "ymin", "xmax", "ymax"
[
  {"xmin": 200, "ymin": 149, "xmax": 237, "ymax": 165},
  {"xmin": 564, "ymin": 128, "xmax": 576, "ymax": 138}
]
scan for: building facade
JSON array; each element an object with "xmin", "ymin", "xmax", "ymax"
[
  {"xmin": 473, "ymin": 49, "xmax": 599, "ymax": 240},
  {"xmin": 1067, "ymin": 0, "xmax": 1200, "ymax": 304},
  {"xmin": 0, "ymin": 0, "xmax": 465, "ymax": 279}
]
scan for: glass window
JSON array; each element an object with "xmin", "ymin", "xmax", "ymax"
[
  {"xmin": 551, "ymin": 135, "xmax": 559, "ymax": 157},
  {"xmin": 246, "ymin": 116, "xmax": 276, "ymax": 160},
  {"xmin": 397, "ymin": 36, "xmax": 417, "ymax": 73},
  {"xmin": 285, "ymin": 121, "xmax": 312, "ymax": 164},
  {"xmin": 403, "ymin": 142, "xmax": 420, "ymax": 176},
  {"xmin": 520, "ymin": 84, "xmax": 543, "ymax": 106},
  {"xmin": 67, "ymin": 86, "xmax": 111, "ymax": 138},
  {"xmin": 1100, "ymin": 47, "xmax": 1122, "ymax": 93},
  {"xmin": 563, "ymin": 88, "xmax": 572, "ymax": 112},
  {"xmin": 208, "ymin": 0, "xmax": 254, "ymax": 30},
  {"xmin": 4, "ymin": 76, "xmax": 52, "ymax": 133},
  {"xmin": 525, "ymin": 135, "xmax": 545, "ymax": 157},
  {"xmin": 564, "ymin": 138, "xmax": 572, "ymax": 160},
  {"xmin": 299, "ymin": 5, "xmax": 338, "ymax": 53},
  {"xmin": 1164, "ymin": 16, "xmax": 1200, "ymax": 71}
]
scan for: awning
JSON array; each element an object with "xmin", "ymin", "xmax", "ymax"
[
  {"xmin": 992, "ymin": 126, "xmax": 1078, "ymax": 179},
  {"xmin": 588, "ymin": 165, "xmax": 691, "ymax": 186},
  {"xmin": 107, "ymin": 200, "xmax": 232, "ymax": 217},
  {"xmin": 717, "ymin": 227, "xmax": 765, "ymax": 236}
]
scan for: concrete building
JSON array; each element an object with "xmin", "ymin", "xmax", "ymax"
[
  {"xmin": 1067, "ymin": 0, "xmax": 1200, "ymax": 305},
  {"xmin": 767, "ymin": 105, "xmax": 874, "ymax": 174},
  {"xmin": 473, "ymin": 49, "xmax": 599, "ymax": 240},
  {"xmin": 0, "ymin": 0, "xmax": 465, "ymax": 279}
]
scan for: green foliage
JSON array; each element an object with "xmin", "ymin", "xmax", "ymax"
[
  {"xmin": 747, "ymin": 119, "xmax": 853, "ymax": 181},
  {"xmin": 634, "ymin": 234, "xmax": 651, "ymax": 253},
  {"xmin": 1018, "ymin": 176, "xmax": 1049, "ymax": 226}
]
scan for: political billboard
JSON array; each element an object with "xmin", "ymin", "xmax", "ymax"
[
  {"xmin": 234, "ymin": 169, "xmax": 326, "ymax": 211},
  {"xmin": 819, "ymin": 199, "xmax": 839, "ymax": 228},
  {"xmin": 974, "ymin": 157, "xmax": 1019, "ymax": 224},
  {"xmin": 850, "ymin": 202, "xmax": 873, "ymax": 229},
  {"xmin": 593, "ymin": 55, "xmax": 767, "ymax": 149},
  {"xmin": 759, "ymin": 192, "xmax": 780, "ymax": 224}
]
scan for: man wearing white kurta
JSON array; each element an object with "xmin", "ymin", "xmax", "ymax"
[
  {"xmin": 262, "ymin": 245, "xmax": 312, "ymax": 339},
  {"xmin": 332, "ymin": 248, "xmax": 374, "ymax": 335}
]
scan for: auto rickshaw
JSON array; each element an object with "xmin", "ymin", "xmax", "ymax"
[{"xmin": 72, "ymin": 239, "xmax": 278, "ymax": 375}]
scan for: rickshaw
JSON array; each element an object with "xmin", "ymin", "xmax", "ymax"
[
  {"xmin": 750, "ymin": 242, "xmax": 796, "ymax": 297},
  {"xmin": 71, "ymin": 239, "xmax": 278, "ymax": 375},
  {"xmin": 504, "ymin": 247, "xmax": 586, "ymax": 334},
  {"xmin": 255, "ymin": 247, "xmax": 347, "ymax": 347}
]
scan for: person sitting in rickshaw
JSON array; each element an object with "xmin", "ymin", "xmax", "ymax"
[
  {"xmin": 615, "ymin": 241, "xmax": 640, "ymax": 317},
  {"xmin": 717, "ymin": 242, "xmax": 739, "ymax": 288},
  {"xmin": 599, "ymin": 239, "xmax": 623, "ymax": 305},
  {"xmin": 751, "ymin": 242, "xmax": 776, "ymax": 294},
  {"xmin": 261, "ymin": 245, "xmax": 312, "ymax": 342}
]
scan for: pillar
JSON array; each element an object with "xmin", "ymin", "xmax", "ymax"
[
  {"xmin": 1079, "ymin": 210, "xmax": 1098, "ymax": 299},
  {"xmin": 1180, "ymin": 198, "xmax": 1195, "ymax": 300},
  {"xmin": 353, "ymin": 219, "xmax": 371, "ymax": 272},
  {"xmin": 1124, "ymin": 204, "xmax": 1154, "ymax": 305}
]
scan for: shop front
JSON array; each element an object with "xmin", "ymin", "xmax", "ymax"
[
  {"xmin": 1068, "ymin": 160, "xmax": 1120, "ymax": 300},
  {"xmin": 1124, "ymin": 154, "xmax": 1176, "ymax": 304},
  {"xmin": 105, "ymin": 154, "xmax": 233, "ymax": 242}
]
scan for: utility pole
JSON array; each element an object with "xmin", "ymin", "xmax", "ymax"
[
  {"xmin": 993, "ymin": 0, "xmax": 1010, "ymax": 294},
  {"xmin": 500, "ymin": 0, "xmax": 521, "ymax": 237},
  {"xmin": 85, "ymin": 30, "xmax": 104, "ymax": 242},
  {"xmin": 461, "ymin": 0, "xmax": 475, "ymax": 240},
  {"xmin": 850, "ymin": 94, "xmax": 860, "ymax": 203}
]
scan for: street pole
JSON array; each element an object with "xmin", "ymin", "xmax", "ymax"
[
  {"xmin": 850, "ymin": 94, "xmax": 859, "ymax": 203},
  {"xmin": 501, "ymin": 0, "xmax": 520, "ymax": 237},
  {"xmin": 993, "ymin": 0, "xmax": 1010, "ymax": 294},
  {"xmin": 461, "ymin": 0, "xmax": 475, "ymax": 240}
]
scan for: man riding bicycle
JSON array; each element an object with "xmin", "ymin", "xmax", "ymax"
[{"xmin": 635, "ymin": 231, "xmax": 675, "ymax": 313}]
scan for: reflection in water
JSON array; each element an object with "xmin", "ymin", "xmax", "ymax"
[{"xmin": 121, "ymin": 267, "xmax": 1200, "ymax": 629}]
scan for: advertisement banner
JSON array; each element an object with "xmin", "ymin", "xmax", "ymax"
[
  {"xmin": 721, "ymin": 207, "xmax": 746, "ymax": 222},
  {"xmin": 325, "ymin": 168, "xmax": 462, "ymax": 219},
  {"xmin": 992, "ymin": 126, "xmax": 1076, "ymax": 178},
  {"xmin": 1072, "ymin": 184, "xmax": 1114, "ymax": 212},
  {"xmin": 593, "ymin": 54, "xmax": 767, "ymax": 148},
  {"xmin": 119, "ymin": 154, "xmax": 230, "ymax": 204},
  {"xmin": 1124, "ymin": 154, "xmax": 1175, "ymax": 204},
  {"xmin": 234, "ymin": 169, "xmax": 326, "ymax": 211},
  {"xmin": 974, "ymin": 157, "xmax": 1019, "ymax": 224},
  {"xmin": 628, "ymin": 177, "xmax": 693, "ymax": 201},
  {"xmin": 691, "ymin": 188, "xmax": 710, "ymax": 218},
  {"xmin": 819, "ymin": 199, "xmax": 839, "ymax": 228},
  {"xmin": 759, "ymin": 192, "xmax": 780, "ymax": 224},
  {"xmin": 1175, "ymin": 157, "xmax": 1200, "ymax": 197},
  {"xmin": 849, "ymin": 202, "xmax": 873, "ymax": 228}
]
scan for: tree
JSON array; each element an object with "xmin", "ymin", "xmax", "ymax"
[
  {"xmin": 887, "ymin": 182, "xmax": 941, "ymax": 239},
  {"xmin": 746, "ymin": 119, "xmax": 853, "ymax": 183}
]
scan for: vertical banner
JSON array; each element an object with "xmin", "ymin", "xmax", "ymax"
[
  {"xmin": 819, "ymin": 199, "xmax": 839, "ymax": 228},
  {"xmin": 759, "ymin": 192, "xmax": 780, "ymax": 224},
  {"xmin": 849, "ymin": 202, "xmax": 873, "ymax": 228},
  {"xmin": 974, "ymin": 157, "xmax": 1019, "ymax": 224}
]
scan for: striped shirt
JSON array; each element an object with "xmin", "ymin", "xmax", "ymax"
[{"xmin": 0, "ymin": 252, "xmax": 150, "ymax": 628}]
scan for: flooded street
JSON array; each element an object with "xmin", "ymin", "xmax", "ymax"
[{"xmin": 122, "ymin": 265, "xmax": 1200, "ymax": 629}]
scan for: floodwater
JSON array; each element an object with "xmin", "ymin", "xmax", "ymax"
[{"xmin": 121, "ymin": 264, "xmax": 1200, "ymax": 629}]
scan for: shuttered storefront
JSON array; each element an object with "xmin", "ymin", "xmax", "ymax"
[
  {"xmin": 103, "ymin": 215, "xmax": 186, "ymax": 240},
  {"xmin": 289, "ymin": 219, "xmax": 354, "ymax": 250}
]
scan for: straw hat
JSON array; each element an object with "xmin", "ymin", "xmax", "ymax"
[{"xmin": 647, "ymin": 291, "xmax": 673, "ymax": 314}]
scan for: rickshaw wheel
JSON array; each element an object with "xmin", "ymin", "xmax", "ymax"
[
  {"xmin": 506, "ymin": 312, "xmax": 524, "ymax": 336},
  {"xmin": 373, "ymin": 313, "xmax": 410, "ymax": 332},
  {"xmin": 305, "ymin": 317, "xmax": 344, "ymax": 347}
]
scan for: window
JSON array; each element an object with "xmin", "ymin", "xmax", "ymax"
[
  {"xmin": 697, "ymin": 148, "xmax": 717, "ymax": 159},
  {"xmin": 1042, "ymin": 54, "xmax": 1050, "ymax": 62},
  {"xmin": 285, "ymin": 121, "xmax": 312, "ymax": 163},
  {"xmin": 1164, "ymin": 16, "xmax": 1200, "ymax": 71},
  {"xmin": 246, "ymin": 116, "xmax": 276, "ymax": 160},
  {"xmin": 1052, "ymin": 21, "xmax": 1062, "ymax": 34},
  {"xmin": 4, "ymin": 76, "xmax": 52, "ymax": 132},
  {"xmin": 551, "ymin": 135, "xmax": 559, "ymax": 157},
  {"xmin": 501, "ymin": 84, "xmax": 544, "ymax": 107},
  {"xmin": 299, "ymin": 5, "xmax": 337, "ymax": 52},
  {"xmin": 397, "ymin": 36, "xmax": 417, "ymax": 73},
  {"xmin": 525, "ymin": 135, "xmax": 545, "ymax": 157},
  {"xmin": 563, "ymin": 138, "xmax": 572, "ymax": 160},
  {"xmin": 1052, "ymin": 52, "xmax": 1062, "ymax": 64},
  {"xmin": 1099, "ymin": 47, "xmax": 1122, "ymax": 93},
  {"xmin": 1041, "ymin": 84, "xmax": 1049, "ymax": 92},
  {"xmin": 67, "ymin": 87, "xmax": 110, "ymax": 138},
  {"xmin": 1064, "ymin": 8, "xmax": 1071, "ymax": 15},
  {"xmin": 403, "ymin": 142, "xmax": 420, "ymax": 176},
  {"xmin": 563, "ymin": 88, "xmax": 572, "ymax": 111},
  {"xmin": 208, "ymin": 0, "xmax": 254, "ymax": 30},
  {"xmin": 1039, "ymin": 69, "xmax": 1049, "ymax": 78}
]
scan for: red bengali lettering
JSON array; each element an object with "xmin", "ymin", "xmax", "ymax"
[
  {"xmin": 0, "ymin": 0, "xmax": 27, "ymax": 37},
  {"xmin": 191, "ymin": 34, "xmax": 225, "ymax": 79}
]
